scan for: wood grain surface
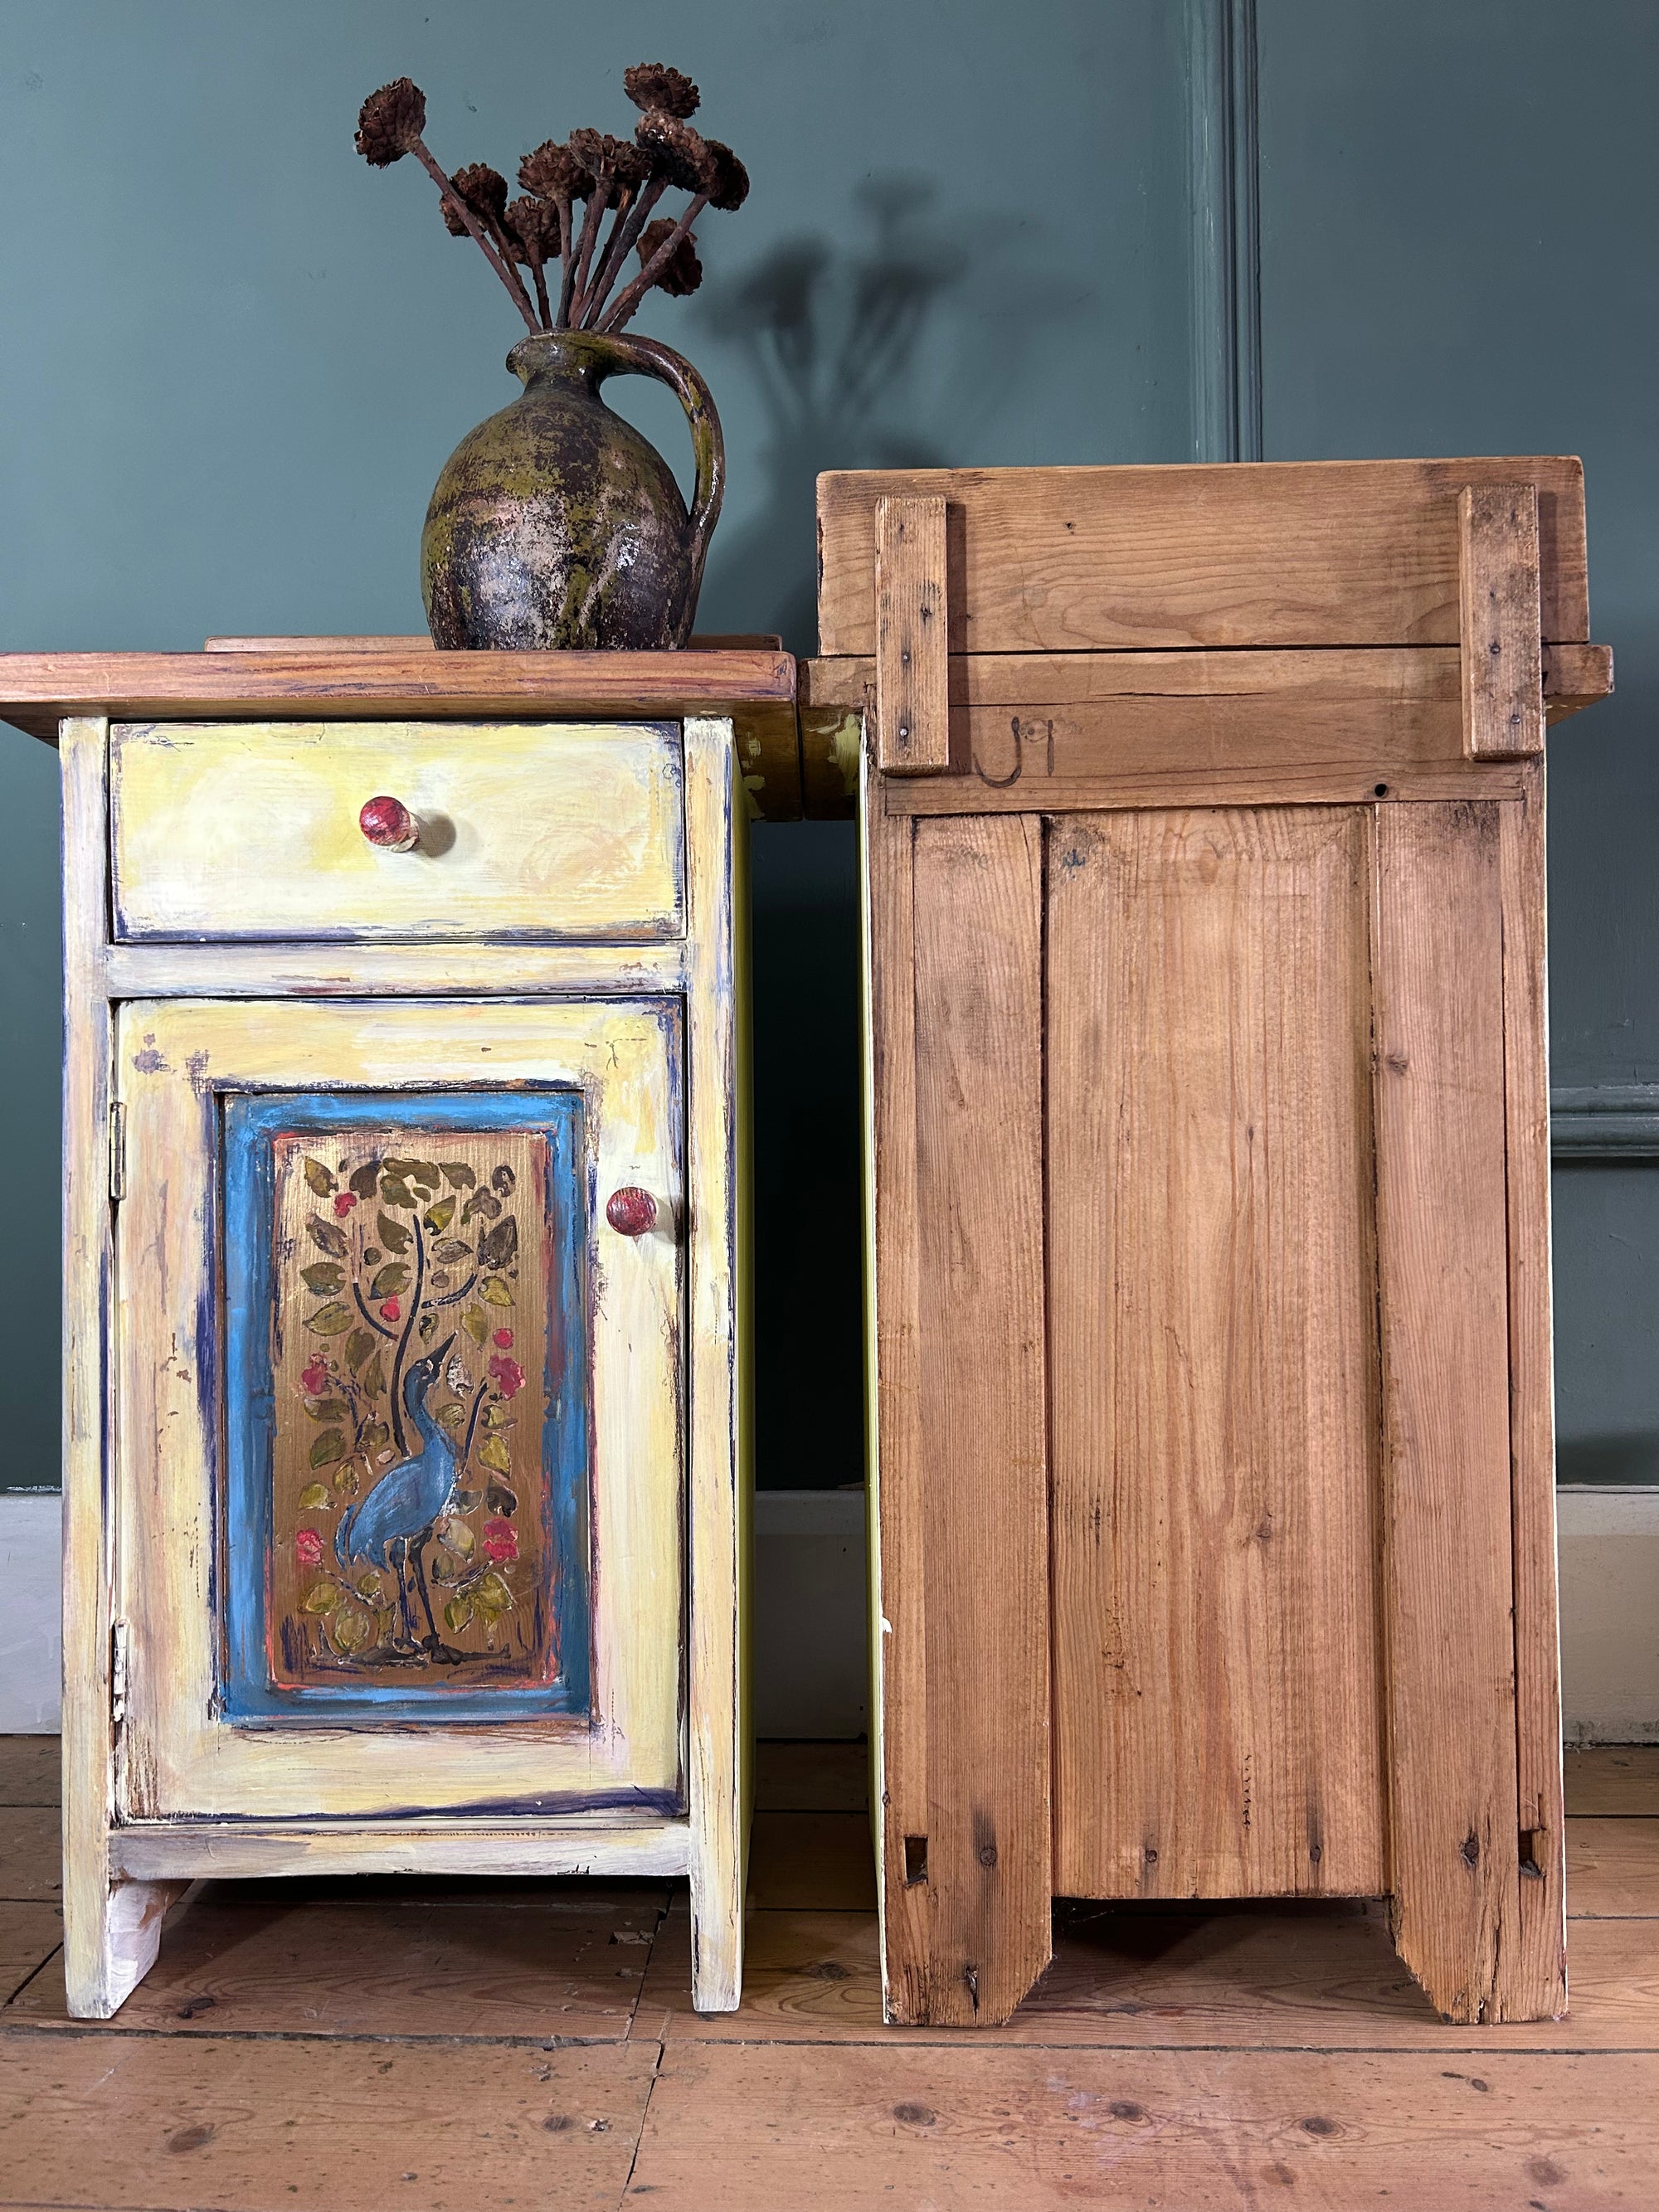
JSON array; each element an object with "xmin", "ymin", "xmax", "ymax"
[
  {"xmin": 873, "ymin": 494, "xmax": 949, "ymax": 773},
  {"xmin": 1049, "ymin": 809, "xmax": 1385, "ymax": 1903},
  {"xmin": 1372, "ymin": 800, "xmax": 1530, "ymax": 2022},
  {"xmin": 864, "ymin": 791, "xmax": 1052, "ymax": 2026},
  {"xmin": 0, "ymin": 646, "xmax": 805, "ymax": 817},
  {"xmin": 1460, "ymin": 482, "xmax": 1545, "ymax": 758},
  {"xmin": 819, "ymin": 457, "xmax": 1590, "ymax": 654},
  {"xmin": 4, "ymin": 1738, "xmax": 1657, "ymax": 2208}
]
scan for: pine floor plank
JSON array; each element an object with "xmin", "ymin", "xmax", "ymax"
[
  {"xmin": 0, "ymin": 2031, "xmax": 658, "ymax": 2210},
  {"xmin": 0, "ymin": 1738, "xmax": 60, "ymax": 1808},
  {"xmin": 6, "ymin": 1885, "xmax": 664, "ymax": 2040},
  {"xmin": 749, "ymin": 1813, "xmax": 878, "ymax": 1911},
  {"xmin": 0, "ymin": 1810, "xmax": 60, "ymax": 1901},
  {"xmin": 752, "ymin": 1738, "xmax": 868, "ymax": 1813},
  {"xmin": 642, "ymin": 1903, "xmax": 1659, "ymax": 2049},
  {"xmin": 624, "ymin": 2043, "xmax": 1658, "ymax": 2210},
  {"xmin": 1569, "ymin": 1820, "xmax": 1659, "ymax": 1918},
  {"xmin": 1566, "ymin": 1746, "xmax": 1659, "ymax": 1815},
  {"xmin": 0, "ymin": 1903, "xmax": 61, "ymax": 2005}
]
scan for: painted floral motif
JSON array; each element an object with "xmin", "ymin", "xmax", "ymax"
[{"xmin": 275, "ymin": 1139, "xmax": 549, "ymax": 1679}]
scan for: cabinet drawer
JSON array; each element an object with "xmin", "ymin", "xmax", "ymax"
[{"xmin": 109, "ymin": 719, "xmax": 684, "ymax": 942}]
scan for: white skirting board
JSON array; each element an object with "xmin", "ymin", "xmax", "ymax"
[
  {"xmin": 1558, "ymin": 1485, "xmax": 1659, "ymax": 1744},
  {"xmin": 0, "ymin": 1494, "xmax": 61, "ymax": 1732},
  {"xmin": 0, "ymin": 1486, "xmax": 1649, "ymax": 1744},
  {"xmin": 0, "ymin": 1487, "xmax": 872, "ymax": 1740}
]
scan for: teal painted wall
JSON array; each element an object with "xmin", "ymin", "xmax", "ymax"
[
  {"xmin": 0, "ymin": 2, "xmax": 1195, "ymax": 1490},
  {"xmin": 1255, "ymin": 0, "xmax": 1659, "ymax": 1480}
]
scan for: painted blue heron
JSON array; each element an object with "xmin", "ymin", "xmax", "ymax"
[{"xmin": 335, "ymin": 1333, "xmax": 458, "ymax": 1650}]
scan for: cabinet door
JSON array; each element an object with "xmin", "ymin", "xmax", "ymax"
[{"xmin": 113, "ymin": 998, "xmax": 683, "ymax": 1821}]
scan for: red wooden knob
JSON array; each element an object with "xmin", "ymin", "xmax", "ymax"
[
  {"xmin": 606, "ymin": 1186, "xmax": 658, "ymax": 1237},
  {"xmin": 359, "ymin": 795, "xmax": 420, "ymax": 852}
]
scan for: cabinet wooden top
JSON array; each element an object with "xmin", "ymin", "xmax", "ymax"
[
  {"xmin": 0, "ymin": 637, "xmax": 806, "ymax": 819},
  {"xmin": 817, "ymin": 457, "xmax": 1593, "ymax": 654}
]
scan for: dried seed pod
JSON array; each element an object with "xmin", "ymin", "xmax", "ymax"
[
  {"xmin": 518, "ymin": 139, "xmax": 588, "ymax": 202},
  {"xmin": 611, "ymin": 142, "xmax": 654, "ymax": 193},
  {"xmin": 622, "ymin": 62, "xmax": 700, "ymax": 119},
  {"xmin": 637, "ymin": 216, "xmax": 703, "ymax": 297},
  {"xmin": 568, "ymin": 127, "xmax": 634, "ymax": 182},
  {"xmin": 451, "ymin": 163, "xmax": 509, "ymax": 222},
  {"xmin": 703, "ymin": 139, "xmax": 750, "ymax": 213},
  {"xmin": 355, "ymin": 77, "xmax": 427, "ymax": 167},
  {"xmin": 504, "ymin": 195, "xmax": 562, "ymax": 261},
  {"xmin": 635, "ymin": 109, "xmax": 716, "ymax": 193}
]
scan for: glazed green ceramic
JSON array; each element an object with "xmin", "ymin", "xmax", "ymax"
[{"xmin": 421, "ymin": 329, "xmax": 725, "ymax": 650}]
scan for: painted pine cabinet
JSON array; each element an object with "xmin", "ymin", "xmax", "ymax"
[
  {"xmin": 814, "ymin": 460, "xmax": 1615, "ymax": 2030},
  {"xmin": 0, "ymin": 645, "xmax": 782, "ymax": 2020}
]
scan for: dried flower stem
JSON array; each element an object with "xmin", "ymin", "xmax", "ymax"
[
  {"xmin": 570, "ymin": 184, "xmax": 635, "ymax": 325},
  {"xmin": 568, "ymin": 182, "xmax": 612, "ymax": 323},
  {"xmin": 411, "ymin": 140, "xmax": 538, "ymax": 331},
  {"xmin": 525, "ymin": 246, "xmax": 552, "ymax": 328},
  {"xmin": 580, "ymin": 175, "xmax": 667, "ymax": 328},
  {"xmin": 600, "ymin": 189, "xmax": 708, "ymax": 331},
  {"xmin": 554, "ymin": 198, "xmax": 577, "ymax": 326}
]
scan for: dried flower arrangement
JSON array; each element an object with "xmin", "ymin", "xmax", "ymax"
[{"xmin": 355, "ymin": 64, "xmax": 749, "ymax": 336}]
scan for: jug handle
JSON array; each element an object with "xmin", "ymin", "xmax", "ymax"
[{"xmin": 612, "ymin": 337, "xmax": 726, "ymax": 615}]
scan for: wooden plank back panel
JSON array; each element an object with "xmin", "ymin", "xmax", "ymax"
[
  {"xmin": 1371, "ymin": 801, "xmax": 1526, "ymax": 2023},
  {"xmin": 818, "ymin": 459, "xmax": 1588, "ymax": 656},
  {"xmin": 1048, "ymin": 808, "xmax": 1386, "ymax": 1902},
  {"xmin": 1496, "ymin": 778, "xmax": 1569, "ymax": 2016},
  {"xmin": 866, "ymin": 803, "xmax": 1051, "ymax": 2025}
]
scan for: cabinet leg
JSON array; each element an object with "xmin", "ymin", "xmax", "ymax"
[
  {"xmin": 688, "ymin": 1862, "xmax": 743, "ymax": 2015},
  {"xmin": 63, "ymin": 1876, "xmax": 187, "ymax": 2020}
]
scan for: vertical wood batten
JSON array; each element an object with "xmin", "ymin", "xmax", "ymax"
[
  {"xmin": 1459, "ymin": 484, "xmax": 1545, "ymax": 761},
  {"xmin": 1497, "ymin": 773, "xmax": 1569, "ymax": 2017},
  {"xmin": 1372, "ymin": 800, "xmax": 1525, "ymax": 2023},
  {"xmin": 873, "ymin": 497, "xmax": 949, "ymax": 775},
  {"xmin": 682, "ymin": 716, "xmax": 746, "ymax": 2013},
  {"xmin": 898, "ymin": 810, "xmax": 1049, "ymax": 2025},
  {"xmin": 861, "ymin": 771, "xmax": 931, "ymax": 2015}
]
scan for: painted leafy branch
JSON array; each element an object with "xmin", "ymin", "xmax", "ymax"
[{"xmin": 289, "ymin": 1148, "xmax": 527, "ymax": 1665}]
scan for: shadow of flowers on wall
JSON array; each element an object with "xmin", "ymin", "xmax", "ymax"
[{"xmin": 694, "ymin": 175, "xmax": 1087, "ymax": 651}]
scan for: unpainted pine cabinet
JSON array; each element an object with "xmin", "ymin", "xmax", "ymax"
[
  {"xmin": 24, "ymin": 684, "xmax": 750, "ymax": 2020},
  {"xmin": 822, "ymin": 459, "xmax": 1614, "ymax": 2028}
]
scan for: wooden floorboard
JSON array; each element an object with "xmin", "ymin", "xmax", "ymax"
[
  {"xmin": 0, "ymin": 2031, "xmax": 659, "ymax": 2211},
  {"xmin": 0, "ymin": 1902, "xmax": 61, "ymax": 2006},
  {"xmin": 7, "ymin": 1886, "xmax": 665, "ymax": 2041},
  {"xmin": 1, "ymin": 1736, "xmax": 1655, "ymax": 2207},
  {"xmin": 640, "ymin": 1900, "xmax": 1659, "ymax": 2050},
  {"xmin": 1566, "ymin": 1745, "xmax": 1659, "ymax": 1814},
  {"xmin": 0, "ymin": 1737, "xmax": 61, "ymax": 1807},
  {"xmin": 0, "ymin": 1808, "xmax": 61, "ymax": 1901},
  {"xmin": 624, "ymin": 2044, "xmax": 1659, "ymax": 2210}
]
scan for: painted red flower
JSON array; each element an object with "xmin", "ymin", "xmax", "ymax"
[
  {"xmin": 294, "ymin": 1528, "xmax": 324, "ymax": 1568},
  {"xmin": 301, "ymin": 1359, "xmax": 329, "ymax": 1395},
  {"xmin": 493, "ymin": 1326, "xmax": 514, "ymax": 1349},
  {"xmin": 489, "ymin": 1354, "xmax": 525, "ymax": 1399},
  {"xmin": 381, "ymin": 1298, "xmax": 401, "ymax": 1322},
  {"xmin": 483, "ymin": 1518, "xmax": 518, "ymax": 1563},
  {"xmin": 333, "ymin": 1191, "xmax": 358, "ymax": 1218}
]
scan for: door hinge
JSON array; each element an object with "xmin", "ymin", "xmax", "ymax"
[
  {"xmin": 109, "ymin": 1101, "xmax": 127, "ymax": 1203},
  {"xmin": 110, "ymin": 1620, "xmax": 129, "ymax": 1728}
]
